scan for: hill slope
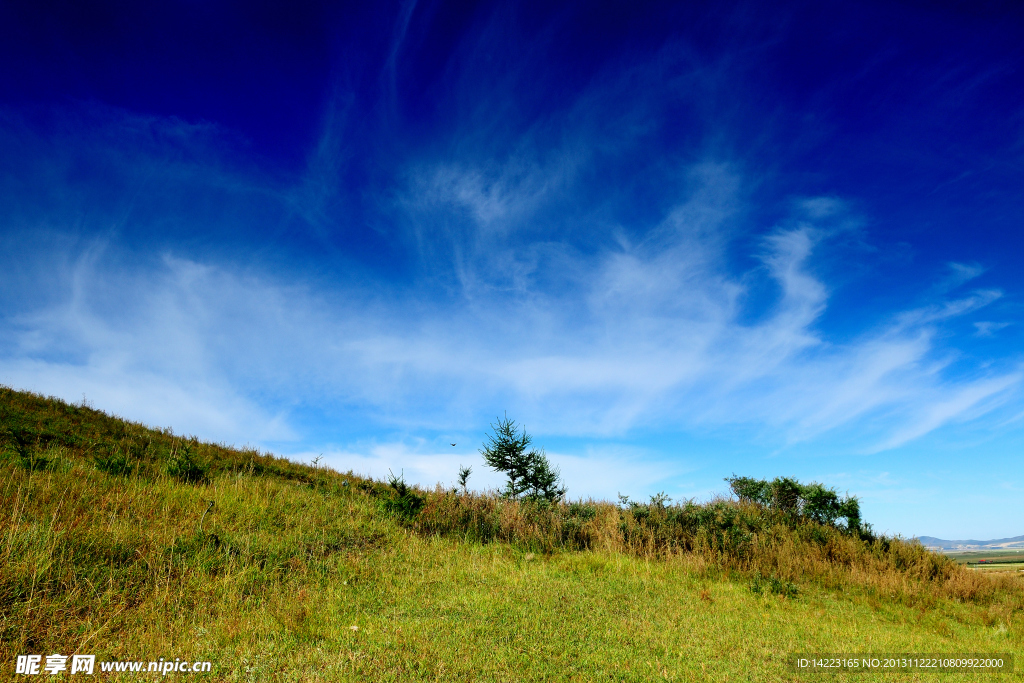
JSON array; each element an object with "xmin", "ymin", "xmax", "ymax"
[{"xmin": 2, "ymin": 386, "xmax": 1021, "ymax": 681}]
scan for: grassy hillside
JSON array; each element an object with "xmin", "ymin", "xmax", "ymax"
[{"xmin": 2, "ymin": 386, "xmax": 1021, "ymax": 681}]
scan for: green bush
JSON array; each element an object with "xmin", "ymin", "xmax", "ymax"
[
  {"xmin": 750, "ymin": 572, "xmax": 799, "ymax": 598},
  {"xmin": 165, "ymin": 439, "xmax": 208, "ymax": 484},
  {"xmin": 567, "ymin": 502, "xmax": 597, "ymax": 521},
  {"xmin": 1, "ymin": 424, "xmax": 52, "ymax": 470},
  {"xmin": 726, "ymin": 474, "xmax": 865, "ymax": 535},
  {"xmin": 379, "ymin": 470, "xmax": 426, "ymax": 520},
  {"xmin": 93, "ymin": 444, "xmax": 135, "ymax": 476}
]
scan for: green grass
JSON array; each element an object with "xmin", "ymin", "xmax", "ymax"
[
  {"xmin": 948, "ymin": 550, "xmax": 1024, "ymax": 562},
  {"xmin": 943, "ymin": 552, "xmax": 1024, "ymax": 574},
  {"xmin": 2, "ymin": 386, "xmax": 1022, "ymax": 681}
]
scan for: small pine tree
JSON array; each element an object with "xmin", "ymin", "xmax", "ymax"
[
  {"xmin": 457, "ymin": 465, "xmax": 472, "ymax": 493},
  {"xmin": 521, "ymin": 447, "xmax": 567, "ymax": 503},
  {"xmin": 481, "ymin": 415, "xmax": 565, "ymax": 503}
]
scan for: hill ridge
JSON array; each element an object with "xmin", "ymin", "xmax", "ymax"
[{"xmin": 918, "ymin": 534, "xmax": 1024, "ymax": 550}]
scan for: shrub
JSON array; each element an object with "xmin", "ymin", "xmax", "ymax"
[
  {"xmin": 726, "ymin": 474, "xmax": 864, "ymax": 534},
  {"xmin": 93, "ymin": 442, "xmax": 135, "ymax": 476},
  {"xmin": 750, "ymin": 572, "xmax": 799, "ymax": 598},
  {"xmin": 1, "ymin": 424, "xmax": 50, "ymax": 470},
  {"xmin": 379, "ymin": 470, "xmax": 426, "ymax": 520},
  {"xmin": 567, "ymin": 502, "xmax": 597, "ymax": 521},
  {"xmin": 165, "ymin": 439, "xmax": 208, "ymax": 484}
]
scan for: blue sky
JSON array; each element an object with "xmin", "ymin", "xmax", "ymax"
[{"xmin": 1, "ymin": 0, "xmax": 1022, "ymax": 539}]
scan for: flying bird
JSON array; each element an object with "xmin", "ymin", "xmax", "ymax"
[{"xmin": 451, "ymin": 443, "xmax": 456, "ymax": 447}]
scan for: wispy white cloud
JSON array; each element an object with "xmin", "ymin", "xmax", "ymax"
[
  {"xmin": 3, "ymin": 177, "xmax": 1018, "ymax": 457},
  {"xmin": 943, "ymin": 261, "xmax": 986, "ymax": 290},
  {"xmin": 1, "ymin": 97, "xmax": 1021, "ymax": 500},
  {"xmin": 896, "ymin": 289, "xmax": 1002, "ymax": 327},
  {"xmin": 974, "ymin": 321, "xmax": 1011, "ymax": 337},
  {"xmin": 0, "ymin": 357, "xmax": 294, "ymax": 445},
  {"xmin": 871, "ymin": 373, "xmax": 1022, "ymax": 452}
]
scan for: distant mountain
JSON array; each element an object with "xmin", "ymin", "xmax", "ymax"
[{"xmin": 917, "ymin": 535, "xmax": 1024, "ymax": 551}]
